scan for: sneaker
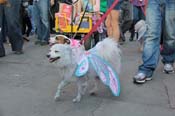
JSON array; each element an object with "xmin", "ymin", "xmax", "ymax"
[
  {"xmin": 163, "ymin": 64, "xmax": 174, "ymax": 74},
  {"xmin": 133, "ymin": 73, "xmax": 150, "ymax": 84},
  {"xmin": 146, "ymin": 77, "xmax": 152, "ymax": 81}
]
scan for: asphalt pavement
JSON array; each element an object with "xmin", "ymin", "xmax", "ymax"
[{"xmin": 0, "ymin": 36, "xmax": 175, "ymax": 116}]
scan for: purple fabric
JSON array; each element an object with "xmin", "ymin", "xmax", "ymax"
[{"xmin": 131, "ymin": 0, "xmax": 145, "ymax": 6}]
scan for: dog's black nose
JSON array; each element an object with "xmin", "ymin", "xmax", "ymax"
[{"xmin": 46, "ymin": 54, "xmax": 50, "ymax": 58}]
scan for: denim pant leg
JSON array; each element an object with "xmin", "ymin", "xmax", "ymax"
[
  {"xmin": 33, "ymin": 2, "xmax": 41, "ymax": 40},
  {"xmin": 33, "ymin": 0, "xmax": 50, "ymax": 42},
  {"xmin": 0, "ymin": 5, "xmax": 5, "ymax": 56},
  {"xmin": 161, "ymin": 0, "xmax": 175, "ymax": 64},
  {"xmin": 4, "ymin": 0, "xmax": 23, "ymax": 51},
  {"xmin": 133, "ymin": 6, "xmax": 145, "ymax": 22},
  {"xmin": 138, "ymin": 0, "xmax": 162, "ymax": 77},
  {"xmin": 2, "ymin": 12, "xmax": 7, "ymax": 42}
]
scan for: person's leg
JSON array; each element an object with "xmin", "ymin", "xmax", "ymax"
[
  {"xmin": 0, "ymin": 5, "xmax": 5, "ymax": 57},
  {"xmin": 106, "ymin": 0, "xmax": 121, "ymax": 42},
  {"xmin": 25, "ymin": 16, "xmax": 32, "ymax": 37},
  {"xmin": 4, "ymin": 0, "xmax": 23, "ymax": 52},
  {"xmin": 37, "ymin": 0, "xmax": 50, "ymax": 43},
  {"xmin": 161, "ymin": 0, "xmax": 175, "ymax": 64},
  {"xmin": 2, "ymin": 11, "xmax": 7, "ymax": 43},
  {"xmin": 134, "ymin": 0, "xmax": 162, "ymax": 83},
  {"xmin": 129, "ymin": 5, "xmax": 139, "ymax": 41},
  {"xmin": 22, "ymin": 17, "xmax": 26, "ymax": 35},
  {"xmin": 161, "ymin": 0, "xmax": 175, "ymax": 73},
  {"xmin": 30, "ymin": 5, "xmax": 36, "ymax": 34},
  {"xmin": 133, "ymin": 6, "xmax": 139, "ymax": 22},
  {"xmin": 138, "ymin": 6, "xmax": 145, "ymax": 20},
  {"xmin": 110, "ymin": 10, "xmax": 120, "ymax": 42},
  {"xmin": 33, "ymin": 1, "xmax": 42, "ymax": 43},
  {"xmin": 105, "ymin": 13, "xmax": 112, "ymax": 38}
]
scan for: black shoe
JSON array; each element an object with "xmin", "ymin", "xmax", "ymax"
[{"xmin": 14, "ymin": 50, "xmax": 23, "ymax": 55}]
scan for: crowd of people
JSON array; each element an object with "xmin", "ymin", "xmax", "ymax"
[{"xmin": 0, "ymin": 0, "xmax": 175, "ymax": 84}]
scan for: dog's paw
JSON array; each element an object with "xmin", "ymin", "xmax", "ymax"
[
  {"xmin": 72, "ymin": 97, "xmax": 81, "ymax": 103},
  {"xmin": 54, "ymin": 92, "xmax": 60, "ymax": 101},
  {"xmin": 72, "ymin": 98, "xmax": 80, "ymax": 103},
  {"xmin": 54, "ymin": 95, "xmax": 60, "ymax": 101}
]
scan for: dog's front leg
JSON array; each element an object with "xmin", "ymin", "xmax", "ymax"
[{"xmin": 54, "ymin": 80, "xmax": 69, "ymax": 101}]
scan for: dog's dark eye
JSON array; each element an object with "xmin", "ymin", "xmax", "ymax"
[{"xmin": 55, "ymin": 51, "xmax": 59, "ymax": 53}]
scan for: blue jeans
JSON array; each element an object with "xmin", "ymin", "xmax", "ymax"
[
  {"xmin": 0, "ymin": 0, "xmax": 23, "ymax": 54},
  {"xmin": 28, "ymin": 5, "xmax": 36, "ymax": 34},
  {"xmin": 33, "ymin": 0, "xmax": 50, "ymax": 42},
  {"xmin": 138, "ymin": 0, "xmax": 175, "ymax": 77}
]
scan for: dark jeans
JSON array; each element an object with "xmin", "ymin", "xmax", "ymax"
[
  {"xmin": 129, "ymin": 5, "xmax": 145, "ymax": 40},
  {"xmin": 2, "ymin": 11, "xmax": 7, "ymax": 42},
  {"xmin": 0, "ymin": 0, "xmax": 23, "ymax": 55},
  {"xmin": 22, "ymin": 16, "xmax": 32, "ymax": 37}
]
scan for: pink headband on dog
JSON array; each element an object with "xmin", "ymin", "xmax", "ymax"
[{"xmin": 70, "ymin": 39, "xmax": 81, "ymax": 48}]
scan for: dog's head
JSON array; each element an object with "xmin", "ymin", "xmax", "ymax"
[
  {"xmin": 47, "ymin": 44, "xmax": 73, "ymax": 67},
  {"xmin": 49, "ymin": 35, "xmax": 70, "ymax": 46}
]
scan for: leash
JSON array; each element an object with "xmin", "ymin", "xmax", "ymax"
[{"xmin": 80, "ymin": 0, "xmax": 119, "ymax": 44}]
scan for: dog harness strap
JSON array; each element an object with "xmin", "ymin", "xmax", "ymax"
[{"xmin": 80, "ymin": 0, "xmax": 119, "ymax": 44}]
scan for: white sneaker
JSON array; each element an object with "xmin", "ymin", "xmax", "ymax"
[{"xmin": 163, "ymin": 64, "xmax": 174, "ymax": 74}]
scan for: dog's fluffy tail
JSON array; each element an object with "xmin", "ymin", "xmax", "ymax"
[{"xmin": 95, "ymin": 38, "xmax": 121, "ymax": 73}]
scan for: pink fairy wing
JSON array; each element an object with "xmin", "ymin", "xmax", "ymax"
[
  {"xmin": 108, "ymin": 66, "xmax": 120, "ymax": 96},
  {"xmin": 88, "ymin": 54, "xmax": 120, "ymax": 96}
]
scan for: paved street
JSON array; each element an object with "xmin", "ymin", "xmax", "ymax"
[{"xmin": 0, "ymin": 36, "xmax": 175, "ymax": 116}]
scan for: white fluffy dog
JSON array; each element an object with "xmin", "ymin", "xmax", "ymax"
[{"xmin": 47, "ymin": 37, "xmax": 121, "ymax": 102}]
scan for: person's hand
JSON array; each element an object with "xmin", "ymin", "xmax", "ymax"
[{"xmin": 50, "ymin": 0, "xmax": 54, "ymax": 6}]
